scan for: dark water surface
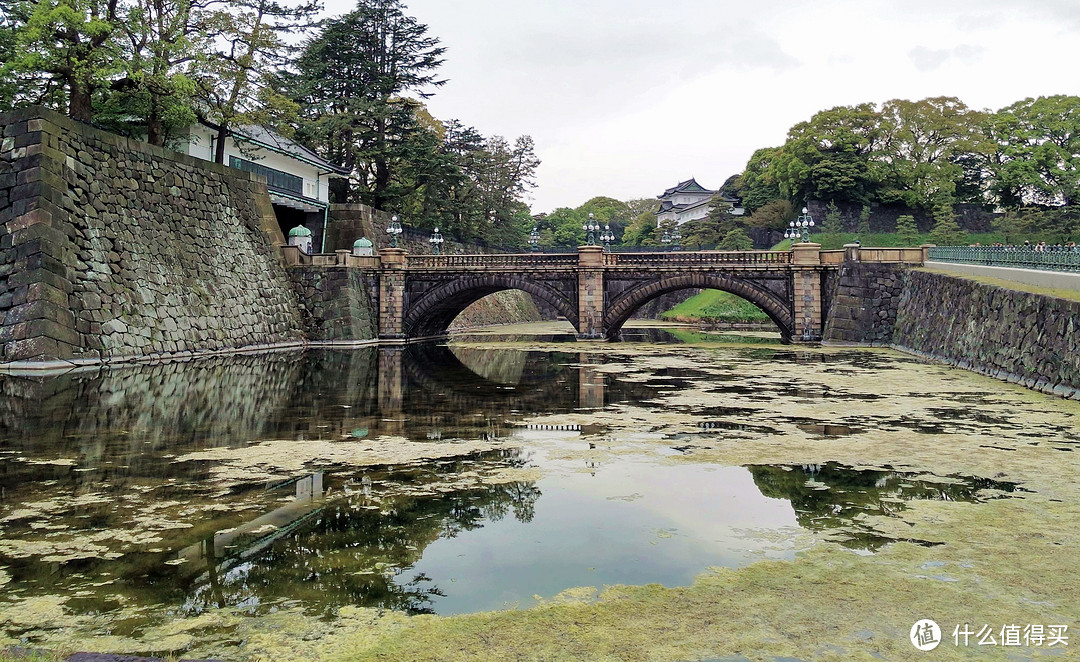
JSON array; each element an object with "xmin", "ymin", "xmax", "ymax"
[{"xmin": 0, "ymin": 328, "xmax": 1038, "ymax": 652}]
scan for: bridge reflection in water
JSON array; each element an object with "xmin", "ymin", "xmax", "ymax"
[{"xmin": 0, "ymin": 341, "xmax": 1024, "ymax": 621}]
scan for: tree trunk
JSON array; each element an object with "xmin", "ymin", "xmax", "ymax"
[
  {"xmin": 68, "ymin": 78, "xmax": 94, "ymax": 122},
  {"xmin": 147, "ymin": 114, "xmax": 164, "ymax": 147},
  {"xmin": 374, "ymin": 156, "xmax": 390, "ymax": 209},
  {"xmin": 214, "ymin": 124, "xmax": 229, "ymax": 164}
]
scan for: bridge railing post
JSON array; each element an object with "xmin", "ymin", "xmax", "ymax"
[{"xmin": 843, "ymin": 243, "xmax": 861, "ymax": 262}]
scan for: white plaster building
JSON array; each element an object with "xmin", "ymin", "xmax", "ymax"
[
  {"xmin": 655, "ymin": 178, "xmax": 744, "ymax": 227},
  {"xmin": 180, "ymin": 124, "xmax": 348, "ymax": 248}
]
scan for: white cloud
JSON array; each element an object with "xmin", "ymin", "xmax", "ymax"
[
  {"xmin": 907, "ymin": 44, "xmax": 985, "ymax": 72},
  {"xmin": 322, "ymin": 0, "xmax": 1080, "ymax": 212}
]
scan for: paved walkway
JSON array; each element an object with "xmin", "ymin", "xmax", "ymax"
[{"xmin": 924, "ymin": 260, "xmax": 1080, "ymax": 294}]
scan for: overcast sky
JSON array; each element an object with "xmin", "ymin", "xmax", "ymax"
[{"xmin": 323, "ymin": 0, "xmax": 1078, "ymax": 213}]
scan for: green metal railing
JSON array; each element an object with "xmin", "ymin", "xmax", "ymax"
[{"xmin": 928, "ymin": 246, "xmax": 1080, "ymax": 273}]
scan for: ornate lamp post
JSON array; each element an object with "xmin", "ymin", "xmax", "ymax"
[
  {"xmin": 661, "ymin": 227, "xmax": 671, "ymax": 250},
  {"xmin": 386, "ymin": 214, "xmax": 403, "ymax": 248},
  {"xmin": 671, "ymin": 225, "xmax": 681, "ymax": 251},
  {"xmin": 582, "ymin": 213, "xmax": 599, "ymax": 246},
  {"xmin": 600, "ymin": 224, "xmax": 615, "ymax": 251},
  {"xmin": 429, "ymin": 227, "xmax": 444, "ymax": 255},
  {"xmin": 785, "ymin": 207, "xmax": 815, "ymax": 243},
  {"xmin": 528, "ymin": 226, "xmax": 541, "ymax": 252}
]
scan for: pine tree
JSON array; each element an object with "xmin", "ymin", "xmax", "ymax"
[
  {"xmin": 929, "ymin": 203, "xmax": 967, "ymax": 246},
  {"xmin": 719, "ymin": 228, "xmax": 754, "ymax": 250},
  {"xmin": 858, "ymin": 204, "xmax": 871, "ymax": 234},
  {"xmin": 896, "ymin": 215, "xmax": 920, "ymax": 245},
  {"xmin": 822, "ymin": 201, "xmax": 842, "ymax": 234},
  {"xmin": 290, "ymin": 0, "xmax": 446, "ymax": 208}
]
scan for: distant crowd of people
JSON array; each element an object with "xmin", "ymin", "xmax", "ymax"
[{"xmin": 971, "ymin": 241, "xmax": 1079, "ymax": 252}]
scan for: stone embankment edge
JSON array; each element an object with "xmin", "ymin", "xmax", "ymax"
[
  {"xmin": 887, "ymin": 342, "xmax": 1080, "ymax": 400},
  {"xmin": 0, "ymin": 322, "xmax": 533, "ymax": 376}
]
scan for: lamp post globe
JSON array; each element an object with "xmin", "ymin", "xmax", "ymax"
[
  {"xmin": 582, "ymin": 212, "xmax": 599, "ymax": 246},
  {"xmin": 528, "ymin": 226, "xmax": 541, "ymax": 253},
  {"xmin": 429, "ymin": 227, "xmax": 443, "ymax": 255},
  {"xmin": 387, "ymin": 214, "xmax": 403, "ymax": 248},
  {"xmin": 600, "ymin": 224, "xmax": 615, "ymax": 251}
]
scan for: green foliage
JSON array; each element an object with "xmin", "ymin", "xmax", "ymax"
[
  {"xmin": 94, "ymin": 0, "xmax": 201, "ymax": 144},
  {"xmin": 743, "ymin": 199, "xmax": 793, "ymax": 230},
  {"xmin": 193, "ymin": 0, "xmax": 319, "ymax": 163},
  {"xmin": 928, "ymin": 202, "xmax": 967, "ymax": 246},
  {"xmin": 875, "ymin": 97, "xmax": 989, "ymax": 207},
  {"xmin": 679, "ymin": 198, "xmax": 735, "ymax": 248},
  {"xmin": 858, "ymin": 204, "xmax": 871, "ymax": 234},
  {"xmin": 738, "ymin": 146, "xmax": 783, "ymax": 213},
  {"xmin": 289, "ymin": 0, "xmax": 444, "ymax": 206},
  {"xmin": 288, "ymin": 1, "xmax": 537, "ymax": 245},
  {"xmin": 621, "ymin": 210, "xmax": 657, "ymax": 246},
  {"xmin": 542, "ymin": 207, "xmax": 584, "ymax": 247},
  {"xmin": 989, "ymin": 95, "xmax": 1080, "ymax": 207},
  {"xmin": 822, "ymin": 200, "xmax": 842, "ymax": 234},
  {"xmin": 3, "ymin": 0, "xmax": 125, "ymax": 120},
  {"xmin": 895, "ymin": 215, "xmax": 920, "ymax": 245},
  {"xmin": 718, "ymin": 228, "xmax": 753, "ymax": 250}
]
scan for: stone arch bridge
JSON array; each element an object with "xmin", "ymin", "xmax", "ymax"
[{"xmin": 287, "ymin": 244, "xmax": 928, "ymax": 343}]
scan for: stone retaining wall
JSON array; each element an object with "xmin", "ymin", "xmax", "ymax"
[
  {"xmin": 822, "ymin": 263, "xmax": 905, "ymax": 345},
  {"xmin": 893, "ymin": 270, "xmax": 1080, "ymax": 398},
  {"xmin": 824, "ymin": 262, "xmax": 1080, "ymax": 398},
  {"xmin": 0, "ymin": 106, "xmax": 305, "ymax": 364},
  {"xmin": 291, "ymin": 266, "xmax": 379, "ymax": 342}
]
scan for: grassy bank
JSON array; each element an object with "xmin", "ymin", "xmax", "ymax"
[{"xmin": 659, "ymin": 289, "xmax": 770, "ymax": 324}]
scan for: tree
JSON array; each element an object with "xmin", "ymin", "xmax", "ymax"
[
  {"xmin": 771, "ymin": 103, "xmax": 883, "ymax": 205},
  {"xmin": 738, "ymin": 146, "xmax": 784, "ymax": 213},
  {"xmin": 97, "ymin": 0, "xmax": 201, "ymax": 145},
  {"xmin": 718, "ymin": 228, "xmax": 753, "ymax": 250},
  {"xmin": 988, "ymin": 95, "xmax": 1080, "ymax": 207},
  {"xmin": 858, "ymin": 204, "xmax": 871, "ymax": 234},
  {"xmin": 743, "ymin": 199, "xmax": 793, "ymax": 230},
  {"xmin": 991, "ymin": 209, "xmax": 1031, "ymax": 245},
  {"xmin": 822, "ymin": 200, "xmax": 842, "ymax": 234},
  {"xmin": 290, "ymin": 0, "xmax": 445, "ymax": 206},
  {"xmin": 543, "ymin": 207, "xmax": 584, "ymax": 247},
  {"xmin": 192, "ymin": 0, "xmax": 319, "ymax": 164},
  {"xmin": 928, "ymin": 200, "xmax": 966, "ymax": 246},
  {"xmin": 875, "ymin": 97, "xmax": 989, "ymax": 208},
  {"xmin": 621, "ymin": 210, "xmax": 657, "ymax": 246},
  {"xmin": 895, "ymin": 214, "xmax": 919, "ymax": 245},
  {"xmin": 471, "ymin": 134, "xmax": 539, "ymax": 245},
  {"xmin": 3, "ymin": 0, "xmax": 124, "ymax": 120}
]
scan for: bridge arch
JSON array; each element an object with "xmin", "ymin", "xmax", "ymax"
[
  {"xmin": 403, "ymin": 275, "xmax": 579, "ymax": 338},
  {"xmin": 603, "ymin": 273, "xmax": 794, "ymax": 341}
]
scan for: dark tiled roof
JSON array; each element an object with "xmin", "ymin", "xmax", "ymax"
[
  {"xmin": 657, "ymin": 177, "xmax": 715, "ymax": 199},
  {"xmin": 232, "ymin": 125, "xmax": 350, "ymax": 175}
]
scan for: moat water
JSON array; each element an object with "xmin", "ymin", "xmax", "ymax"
[{"xmin": 0, "ymin": 322, "xmax": 1072, "ymax": 657}]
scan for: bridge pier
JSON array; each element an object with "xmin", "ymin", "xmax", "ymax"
[
  {"xmin": 791, "ymin": 243, "xmax": 823, "ymax": 342},
  {"xmin": 378, "ymin": 248, "xmax": 407, "ymax": 341},
  {"xmin": 577, "ymin": 246, "xmax": 606, "ymax": 339}
]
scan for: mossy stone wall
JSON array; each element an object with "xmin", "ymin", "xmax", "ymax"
[
  {"xmin": 824, "ymin": 263, "xmax": 1080, "ymax": 398},
  {"xmin": 0, "ymin": 106, "xmax": 305, "ymax": 364},
  {"xmin": 892, "ymin": 269, "xmax": 1080, "ymax": 398}
]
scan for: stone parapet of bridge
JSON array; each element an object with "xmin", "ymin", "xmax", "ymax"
[{"xmin": 281, "ymin": 242, "xmax": 927, "ymax": 344}]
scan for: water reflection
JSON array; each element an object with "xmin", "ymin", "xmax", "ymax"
[
  {"xmin": 0, "ymin": 338, "xmax": 1040, "ymax": 647},
  {"xmin": 749, "ymin": 463, "xmax": 1023, "ymax": 550}
]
